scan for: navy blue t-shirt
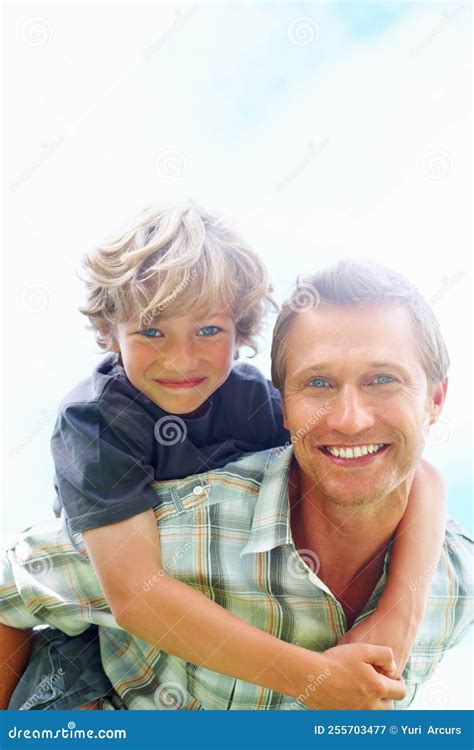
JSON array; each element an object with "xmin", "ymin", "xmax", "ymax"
[{"xmin": 51, "ymin": 353, "xmax": 290, "ymax": 535}]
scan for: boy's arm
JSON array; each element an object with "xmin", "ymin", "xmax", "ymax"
[
  {"xmin": 339, "ymin": 459, "xmax": 446, "ymax": 676},
  {"xmin": 83, "ymin": 510, "xmax": 405, "ymax": 710}
]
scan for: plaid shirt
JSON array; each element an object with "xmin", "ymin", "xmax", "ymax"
[{"xmin": 1, "ymin": 447, "xmax": 472, "ymax": 710}]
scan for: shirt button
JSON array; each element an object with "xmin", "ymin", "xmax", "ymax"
[{"xmin": 193, "ymin": 486, "xmax": 204, "ymax": 496}]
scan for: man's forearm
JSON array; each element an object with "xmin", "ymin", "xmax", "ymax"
[{"xmin": 113, "ymin": 574, "xmax": 322, "ymax": 700}]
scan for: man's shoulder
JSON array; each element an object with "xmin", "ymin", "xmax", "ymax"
[
  {"xmin": 438, "ymin": 516, "xmax": 473, "ymax": 589},
  {"xmin": 150, "ymin": 447, "xmax": 288, "ymax": 520},
  {"xmin": 401, "ymin": 517, "xmax": 473, "ymax": 697},
  {"xmin": 444, "ymin": 516, "xmax": 472, "ymax": 546},
  {"xmin": 154, "ymin": 447, "xmax": 279, "ymax": 495}
]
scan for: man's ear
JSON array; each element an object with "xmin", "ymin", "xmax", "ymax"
[
  {"xmin": 280, "ymin": 393, "xmax": 288, "ymax": 430},
  {"xmin": 428, "ymin": 377, "xmax": 448, "ymax": 425}
]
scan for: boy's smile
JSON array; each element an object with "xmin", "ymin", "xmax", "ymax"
[
  {"xmin": 114, "ymin": 307, "xmax": 238, "ymax": 416},
  {"xmin": 153, "ymin": 376, "xmax": 207, "ymax": 389}
]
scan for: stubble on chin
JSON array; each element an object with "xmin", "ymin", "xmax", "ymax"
[{"xmin": 298, "ymin": 447, "xmax": 420, "ymax": 510}]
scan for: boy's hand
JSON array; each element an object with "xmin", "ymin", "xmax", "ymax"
[
  {"xmin": 300, "ymin": 643, "xmax": 405, "ymax": 710},
  {"xmin": 337, "ymin": 612, "xmax": 415, "ymax": 679}
]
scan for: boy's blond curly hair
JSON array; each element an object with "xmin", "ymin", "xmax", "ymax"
[{"xmin": 80, "ymin": 202, "xmax": 276, "ymax": 354}]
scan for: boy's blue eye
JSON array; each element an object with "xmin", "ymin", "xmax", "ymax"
[
  {"xmin": 140, "ymin": 328, "xmax": 163, "ymax": 338},
  {"xmin": 198, "ymin": 326, "xmax": 221, "ymax": 337},
  {"xmin": 308, "ymin": 377, "xmax": 329, "ymax": 388},
  {"xmin": 372, "ymin": 375, "xmax": 395, "ymax": 385}
]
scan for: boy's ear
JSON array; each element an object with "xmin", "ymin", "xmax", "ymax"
[
  {"xmin": 97, "ymin": 321, "xmax": 120, "ymax": 353},
  {"xmin": 428, "ymin": 377, "xmax": 448, "ymax": 425}
]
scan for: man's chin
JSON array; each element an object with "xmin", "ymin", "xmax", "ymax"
[
  {"xmin": 304, "ymin": 469, "xmax": 392, "ymax": 508},
  {"xmin": 321, "ymin": 490, "xmax": 386, "ymax": 508}
]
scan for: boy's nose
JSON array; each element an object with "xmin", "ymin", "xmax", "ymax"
[{"xmin": 162, "ymin": 346, "xmax": 200, "ymax": 373}]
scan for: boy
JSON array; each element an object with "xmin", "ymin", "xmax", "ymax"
[{"xmin": 0, "ymin": 203, "xmax": 445, "ymax": 709}]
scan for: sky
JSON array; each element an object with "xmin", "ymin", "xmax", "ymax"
[{"xmin": 1, "ymin": 0, "xmax": 472, "ymax": 708}]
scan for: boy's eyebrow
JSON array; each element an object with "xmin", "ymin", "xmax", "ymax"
[
  {"xmin": 198, "ymin": 312, "xmax": 231, "ymax": 321},
  {"xmin": 132, "ymin": 311, "xmax": 231, "ymax": 328}
]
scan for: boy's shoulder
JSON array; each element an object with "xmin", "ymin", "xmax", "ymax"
[
  {"xmin": 57, "ymin": 353, "xmax": 156, "ymax": 421},
  {"xmin": 225, "ymin": 361, "xmax": 277, "ymax": 393}
]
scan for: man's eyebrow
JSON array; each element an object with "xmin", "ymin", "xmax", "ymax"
[
  {"xmin": 290, "ymin": 363, "xmax": 333, "ymax": 379},
  {"xmin": 290, "ymin": 360, "xmax": 411, "ymax": 380},
  {"xmin": 367, "ymin": 361, "xmax": 408, "ymax": 372}
]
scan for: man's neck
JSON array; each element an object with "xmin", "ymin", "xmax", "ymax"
[{"xmin": 288, "ymin": 461, "xmax": 411, "ymax": 627}]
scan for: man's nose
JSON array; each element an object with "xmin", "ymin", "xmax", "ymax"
[{"xmin": 325, "ymin": 385, "xmax": 376, "ymax": 435}]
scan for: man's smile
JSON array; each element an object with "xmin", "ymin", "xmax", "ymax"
[{"xmin": 318, "ymin": 443, "xmax": 391, "ymax": 466}]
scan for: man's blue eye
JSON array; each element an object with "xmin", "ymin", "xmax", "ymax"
[
  {"xmin": 140, "ymin": 328, "xmax": 162, "ymax": 338},
  {"xmin": 198, "ymin": 326, "xmax": 220, "ymax": 337},
  {"xmin": 372, "ymin": 375, "xmax": 394, "ymax": 385},
  {"xmin": 308, "ymin": 378, "xmax": 329, "ymax": 388}
]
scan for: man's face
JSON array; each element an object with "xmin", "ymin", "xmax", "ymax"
[{"xmin": 282, "ymin": 303, "xmax": 446, "ymax": 507}]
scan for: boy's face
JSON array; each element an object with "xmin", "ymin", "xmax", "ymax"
[{"xmin": 114, "ymin": 306, "xmax": 238, "ymax": 416}]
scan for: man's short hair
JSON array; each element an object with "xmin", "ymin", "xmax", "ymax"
[{"xmin": 271, "ymin": 259, "xmax": 450, "ymax": 392}]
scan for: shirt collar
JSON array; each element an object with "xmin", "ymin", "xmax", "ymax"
[
  {"xmin": 240, "ymin": 445, "xmax": 394, "ymax": 577},
  {"xmin": 240, "ymin": 445, "xmax": 294, "ymax": 556}
]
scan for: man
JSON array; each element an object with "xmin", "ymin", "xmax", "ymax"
[{"xmin": 2, "ymin": 261, "xmax": 472, "ymax": 710}]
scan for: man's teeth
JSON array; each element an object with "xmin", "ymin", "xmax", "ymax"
[{"xmin": 325, "ymin": 444, "xmax": 385, "ymax": 459}]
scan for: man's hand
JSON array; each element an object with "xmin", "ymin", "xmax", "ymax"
[{"xmin": 301, "ymin": 644, "xmax": 405, "ymax": 710}]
